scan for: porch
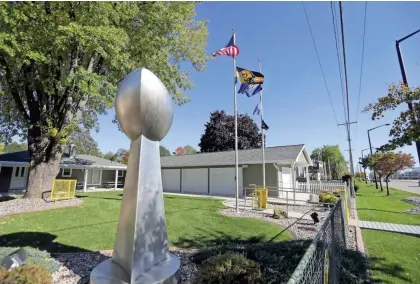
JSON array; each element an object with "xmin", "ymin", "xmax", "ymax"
[{"xmin": 57, "ymin": 167, "xmax": 126, "ymax": 192}]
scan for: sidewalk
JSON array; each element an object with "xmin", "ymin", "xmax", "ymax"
[{"xmin": 356, "ymin": 220, "xmax": 420, "ymax": 235}]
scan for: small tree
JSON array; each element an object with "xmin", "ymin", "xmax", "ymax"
[
  {"xmin": 364, "ymin": 83, "xmax": 420, "ymax": 151},
  {"xmin": 121, "ymin": 151, "xmax": 129, "ymax": 165},
  {"xmin": 369, "ymin": 152, "xmax": 415, "ymax": 195},
  {"xmin": 183, "ymin": 145, "xmax": 197, "ymax": 155},
  {"xmin": 199, "ymin": 110, "xmax": 262, "ymax": 153},
  {"xmin": 159, "ymin": 145, "xmax": 171, "ymax": 157},
  {"xmin": 174, "ymin": 146, "xmax": 185, "ymax": 156}
]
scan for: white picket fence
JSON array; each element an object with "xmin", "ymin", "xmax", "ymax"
[{"xmin": 296, "ymin": 180, "xmax": 346, "ymax": 194}]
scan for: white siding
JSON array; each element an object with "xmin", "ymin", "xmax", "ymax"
[
  {"xmin": 162, "ymin": 169, "xmax": 181, "ymax": 192},
  {"xmin": 181, "ymin": 168, "xmax": 208, "ymax": 194},
  {"xmin": 209, "ymin": 167, "xmax": 243, "ymax": 197}
]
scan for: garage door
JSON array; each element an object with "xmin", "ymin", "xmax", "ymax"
[
  {"xmin": 162, "ymin": 169, "xmax": 181, "ymax": 192},
  {"xmin": 181, "ymin": 168, "xmax": 208, "ymax": 194},
  {"xmin": 209, "ymin": 167, "xmax": 243, "ymax": 197}
]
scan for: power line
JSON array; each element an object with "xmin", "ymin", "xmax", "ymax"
[
  {"xmin": 330, "ymin": 1, "xmax": 347, "ymax": 124},
  {"xmin": 353, "ymin": 2, "xmax": 368, "ymax": 144},
  {"xmin": 302, "ymin": 2, "xmax": 340, "ymax": 126}
]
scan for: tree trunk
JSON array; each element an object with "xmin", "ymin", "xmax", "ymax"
[
  {"xmin": 379, "ymin": 178, "xmax": 383, "ymax": 192},
  {"xmin": 386, "ymin": 174, "xmax": 391, "ymax": 196},
  {"xmin": 23, "ymin": 127, "xmax": 63, "ymax": 199}
]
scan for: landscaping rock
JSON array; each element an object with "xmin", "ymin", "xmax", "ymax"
[
  {"xmin": 403, "ymin": 196, "xmax": 420, "ymax": 214},
  {"xmin": 52, "ymin": 248, "xmax": 197, "ymax": 284},
  {"xmin": 220, "ymin": 206, "xmax": 330, "ymax": 241},
  {"xmin": 0, "ymin": 197, "xmax": 83, "ymax": 218}
]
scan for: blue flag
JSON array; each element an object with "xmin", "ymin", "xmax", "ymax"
[
  {"xmin": 253, "ymin": 103, "xmax": 261, "ymax": 115},
  {"xmin": 238, "ymin": 84, "xmax": 262, "ymax": 97}
]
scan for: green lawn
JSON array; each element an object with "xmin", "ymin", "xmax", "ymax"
[
  {"xmin": 362, "ymin": 230, "xmax": 420, "ymax": 283},
  {"xmin": 356, "ymin": 182, "xmax": 420, "ymax": 225},
  {"xmin": 0, "ymin": 191, "xmax": 291, "ymax": 253}
]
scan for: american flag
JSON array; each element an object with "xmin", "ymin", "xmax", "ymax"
[{"xmin": 212, "ymin": 35, "xmax": 240, "ymax": 58}]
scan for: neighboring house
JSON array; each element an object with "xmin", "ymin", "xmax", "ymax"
[
  {"xmin": 160, "ymin": 144, "xmax": 312, "ymax": 198},
  {"xmin": 0, "ymin": 143, "xmax": 313, "ymax": 199},
  {"xmin": 0, "ymin": 145, "xmax": 126, "ymax": 193}
]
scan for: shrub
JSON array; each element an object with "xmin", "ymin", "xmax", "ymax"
[
  {"xmin": 0, "ymin": 247, "xmax": 60, "ymax": 273},
  {"xmin": 0, "ymin": 264, "xmax": 52, "ymax": 284},
  {"xmin": 319, "ymin": 192, "xmax": 339, "ymax": 204},
  {"xmin": 273, "ymin": 206, "xmax": 287, "ymax": 219},
  {"xmin": 192, "ymin": 240, "xmax": 312, "ymax": 283},
  {"xmin": 340, "ymin": 249, "xmax": 369, "ymax": 284},
  {"xmin": 193, "ymin": 252, "xmax": 263, "ymax": 284}
]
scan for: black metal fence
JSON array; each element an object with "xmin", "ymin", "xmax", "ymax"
[{"xmin": 287, "ymin": 197, "xmax": 348, "ymax": 284}]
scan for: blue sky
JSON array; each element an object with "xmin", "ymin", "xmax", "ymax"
[{"xmin": 92, "ymin": 1, "xmax": 420, "ymax": 167}]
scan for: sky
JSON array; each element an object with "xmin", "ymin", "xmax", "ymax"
[{"xmin": 91, "ymin": 1, "xmax": 420, "ymax": 168}]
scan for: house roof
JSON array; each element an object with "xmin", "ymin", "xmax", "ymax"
[
  {"xmin": 0, "ymin": 151, "xmax": 127, "ymax": 169},
  {"xmin": 161, "ymin": 144, "xmax": 312, "ymax": 168}
]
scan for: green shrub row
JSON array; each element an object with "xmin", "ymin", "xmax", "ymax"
[{"xmin": 319, "ymin": 192, "xmax": 339, "ymax": 204}]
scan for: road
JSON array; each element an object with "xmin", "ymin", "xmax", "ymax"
[{"xmin": 386, "ymin": 179, "xmax": 420, "ymax": 195}]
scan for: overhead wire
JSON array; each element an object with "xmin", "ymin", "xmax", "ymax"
[
  {"xmin": 331, "ymin": 1, "xmax": 347, "ymax": 124},
  {"xmin": 353, "ymin": 2, "xmax": 368, "ymax": 146},
  {"xmin": 302, "ymin": 1, "xmax": 340, "ymax": 128}
]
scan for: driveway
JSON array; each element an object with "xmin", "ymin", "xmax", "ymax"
[{"xmin": 387, "ymin": 179, "xmax": 420, "ymax": 195}]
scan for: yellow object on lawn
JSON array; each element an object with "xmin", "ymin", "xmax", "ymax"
[
  {"xmin": 252, "ymin": 188, "xmax": 268, "ymax": 209},
  {"xmin": 50, "ymin": 179, "xmax": 77, "ymax": 201}
]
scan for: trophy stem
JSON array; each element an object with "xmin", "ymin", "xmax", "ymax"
[{"xmin": 90, "ymin": 136, "xmax": 180, "ymax": 284}]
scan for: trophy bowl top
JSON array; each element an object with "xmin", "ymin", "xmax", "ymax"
[{"xmin": 115, "ymin": 68, "xmax": 174, "ymax": 141}]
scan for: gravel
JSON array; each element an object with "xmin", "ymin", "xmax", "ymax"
[
  {"xmin": 403, "ymin": 196, "xmax": 420, "ymax": 214},
  {"xmin": 347, "ymin": 225, "xmax": 356, "ymax": 251},
  {"xmin": 220, "ymin": 205, "xmax": 331, "ymax": 240},
  {"xmin": 0, "ymin": 197, "xmax": 84, "ymax": 218},
  {"xmin": 350, "ymin": 197, "xmax": 356, "ymax": 219},
  {"xmin": 52, "ymin": 248, "xmax": 197, "ymax": 284}
]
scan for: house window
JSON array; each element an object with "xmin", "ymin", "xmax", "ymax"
[
  {"xmin": 62, "ymin": 168, "xmax": 72, "ymax": 177},
  {"xmin": 20, "ymin": 167, "xmax": 25, "ymax": 177},
  {"xmin": 118, "ymin": 170, "xmax": 124, "ymax": 178},
  {"xmin": 15, "ymin": 167, "xmax": 20, "ymax": 177}
]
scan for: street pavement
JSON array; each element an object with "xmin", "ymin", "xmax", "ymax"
[{"xmin": 386, "ymin": 179, "xmax": 420, "ymax": 195}]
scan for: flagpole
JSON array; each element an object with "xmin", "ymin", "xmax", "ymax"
[
  {"xmin": 258, "ymin": 58, "xmax": 266, "ymax": 188},
  {"xmin": 233, "ymin": 29, "xmax": 239, "ymax": 213}
]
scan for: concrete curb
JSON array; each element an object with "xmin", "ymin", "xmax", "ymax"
[{"xmin": 352, "ymin": 197, "xmax": 366, "ymax": 254}]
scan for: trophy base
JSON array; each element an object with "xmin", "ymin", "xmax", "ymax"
[{"xmin": 90, "ymin": 253, "xmax": 180, "ymax": 284}]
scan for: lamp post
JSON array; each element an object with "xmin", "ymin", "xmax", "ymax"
[
  {"xmin": 396, "ymin": 29, "xmax": 420, "ymax": 162},
  {"xmin": 361, "ymin": 148, "xmax": 369, "ymax": 184},
  {"xmin": 368, "ymin": 124, "xmax": 390, "ymax": 189}
]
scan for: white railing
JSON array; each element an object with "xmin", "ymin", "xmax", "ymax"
[{"xmin": 296, "ymin": 180, "xmax": 346, "ymax": 194}]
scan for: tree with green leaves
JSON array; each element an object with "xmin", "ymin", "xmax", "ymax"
[
  {"xmin": 310, "ymin": 145, "xmax": 348, "ymax": 180},
  {"xmin": 0, "ymin": 2, "xmax": 208, "ymax": 198},
  {"xmin": 364, "ymin": 83, "xmax": 420, "ymax": 151},
  {"xmin": 199, "ymin": 110, "xmax": 262, "ymax": 152},
  {"xmin": 159, "ymin": 145, "xmax": 171, "ymax": 157},
  {"xmin": 67, "ymin": 128, "xmax": 102, "ymax": 157}
]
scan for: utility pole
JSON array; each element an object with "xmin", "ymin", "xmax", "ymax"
[{"xmin": 338, "ymin": 1, "xmax": 356, "ymax": 197}]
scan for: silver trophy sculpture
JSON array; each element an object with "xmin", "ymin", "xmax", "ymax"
[{"xmin": 90, "ymin": 68, "xmax": 180, "ymax": 284}]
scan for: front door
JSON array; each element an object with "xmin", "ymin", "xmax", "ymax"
[{"xmin": 10, "ymin": 166, "xmax": 27, "ymax": 189}]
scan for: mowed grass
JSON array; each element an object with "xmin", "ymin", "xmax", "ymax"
[
  {"xmin": 362, "ymin": 230, "xmax": 420, "ymax": 283},
  {"xmin": 0, "ymin": 191, "xmax": 291, "ymax": 252},
  {"xmin": 356, "ymin": 182, "xmax": 420, "ymax": 225}
]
